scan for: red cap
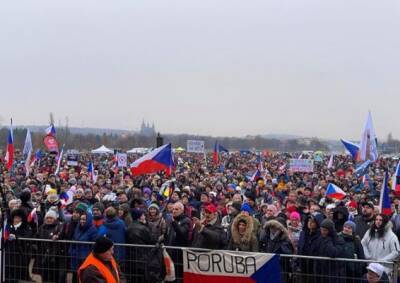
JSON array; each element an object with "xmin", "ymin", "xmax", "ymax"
[{"xmin": 204, "ymin": 204, "xmax": 217, "ymax": 214}]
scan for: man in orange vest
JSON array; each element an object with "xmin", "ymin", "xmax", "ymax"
[{"xmin": 78, "ymin": 236, "xmax": 125, "ymax": 283}]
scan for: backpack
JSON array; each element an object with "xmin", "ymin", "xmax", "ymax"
[{"xmin": 145, "ymin": 246, "xmax": 166, "ymax": 283}]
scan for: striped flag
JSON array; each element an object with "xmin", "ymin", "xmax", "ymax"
[
  {"xmin": 357, "ymin": 111, "xmax": 378, "ymax": 162},
  {"xmin": 55, "ymin": 146, "xmax": 64, "ymax": 175},
  {"xmin": 379, "ymin": 171, "xmax": 392, "ymax": 215},
  {"xmin": 392, "ymin": 161, "xmax": 400, "ymax": 195},
  {"xmin": 23, "ymin": 129, "xmax": 33, "ymax": 177},
  {"xmin": 327, "ymin": 154, "xmax": 334, "ymax": 169},
  {"xmin": 4, "ymin": 121, "xmax": 14, "ymax": 171}
]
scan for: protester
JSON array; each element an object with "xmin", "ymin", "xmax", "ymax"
[
  {"xmin": 78, "ymin": 236, "xmax": 126, "ymax": 283},
  {"xmin": 228, "ymin": 212, "xmax": 258, "ymax": 252}
]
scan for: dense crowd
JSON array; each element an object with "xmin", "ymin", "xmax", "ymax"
[{"xmin": 1, "ymin": 149, "xmax": 400, "ymax": 282}]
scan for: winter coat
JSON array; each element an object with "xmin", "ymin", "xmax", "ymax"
[
  {"xmin": 36, "ymin": 221, "xmax": 64, "ymax": 278},
  {"xmin": 228, "ymin": 213, "xmax": 259, "ymax": 252},
  {"xmin": 5, "ymin": 221, "xmax": 33, "ymax": 281},
  {"xmin": 126, "ymin": 220, "xmax": 155, "ymax": 245},
  {"xmin": 98, "ymin": 217, "xmax": 126, "ymax": 261},
  {"xmin": 338, "ymin": 232, "xmax": 365, "ymax": 280},
  {"xmin": 259, "ymin": 220, "xmax": 293, "ymax": 254},
  {"xmin": 314, "ymin": 219, "xmax": 345, "ymax": 283},
  {"xmin": 69, "ymin": 213, "xmax": 98, "ymax": 270},
  {"xmin": 361, "ymin": 223, "xmax": 400, "ymax": 263},
  {"xmin": 165, "ymin": 213, "xmax": 191, "ymax": 247},
  {"xmin": 287, "ymin": 223, "xmax": 302, "ymax": 253},
  {"xmin": 147, "ymin": 213, "xmax": 167, "ymax": 241},
  {"xmin": 354, "ymin": 214, "xmax": 374, "ymax": 239},
  {"xmin": 192, "ymin": 216, "xmax": 227, "ymax": 250},
  {"xmin": 333, "ymin": 205, "xmax": 349, "ymax": 233},
  {"xmin": 297, "ymin": 213, "xmax": 325, "ymax": 256}
]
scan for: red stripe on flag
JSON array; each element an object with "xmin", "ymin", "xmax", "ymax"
[
  {"xmin": 130, "ymin": 160, "xmax": 169, "ymax": 176},
  {"xmin": 184, "ymin": 272, "xmax": 255, "ymax": 283}
]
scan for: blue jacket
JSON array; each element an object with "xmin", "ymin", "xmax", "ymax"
[
  {"xmin": 69, "ymin": 212, "xmax": 98, "ymax": 270},
  {"xmin": 98, "ymin": 217, "xmax": 126, "ymax": 260}
]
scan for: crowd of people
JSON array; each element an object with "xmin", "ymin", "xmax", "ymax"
[{"xmin": 1, "ymin": 148, "xmax": 400, "ymax": 282}]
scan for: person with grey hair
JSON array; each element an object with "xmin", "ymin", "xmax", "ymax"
[{"xmin": 165, "ymin": 202, "xmax": 191, "ymax": 247}]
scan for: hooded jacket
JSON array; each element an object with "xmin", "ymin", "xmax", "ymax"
[
  {"xmin": 69, "ymin": 212, "xmax": 98, "ymax": 270},
  {"xmin": 361, "ymin": 222, "xmax": 400, "ymax": 262},
  {"xmin": 228, "ymin": 213, "xmax": 258, "ymax": 252},
  {"xmin": 259, "ymin": 219, "xmax": 293, "ymax": 254},
  {"xmin": 297, "ymin": 213, "xmax": 324, "ymax": 256},
  {"xmin": 97, "ymin": 217, "xmax": 126, "ymax": 261}
]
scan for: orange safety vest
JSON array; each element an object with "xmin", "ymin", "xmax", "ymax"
[{"xmin": 78, "ymin": 252, "xmax": 120, "ymax": 283}]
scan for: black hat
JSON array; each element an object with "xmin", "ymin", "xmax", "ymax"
[
  {"xmin": 93, "ymin": 236, "xmax": 114, "ymax": 254},
  {"xmin": 361, "ymin": 201, "xmax": 374, "ymax": 209}
]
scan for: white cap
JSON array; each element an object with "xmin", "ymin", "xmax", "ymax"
[{"xmin": 366, "ymin": 263, "xmax": 384, "ymax": 278}]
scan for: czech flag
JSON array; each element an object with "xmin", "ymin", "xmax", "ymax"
[
  {"xmin": 392, "ymin": 161, "xmax": 400, "ymax": 195},
  {"xmin": 183, "ymin": 249, "xmax": 281, "ymax": 283},
  {"xmin": 88, "ymin": 162, "xmax": 97, "ymax": 183},
  {"xmin": 326, "ymin": 183, "xmax": 346, "ymax": 200},
  {"xmin": 4, "ymin": 122, "xmax": 14, "ymax": 170},
  {"xmin": 130, "ymin": 144, "xmax": 173, "ymax": 176},
  {"xmin": 379, "ymin": 171, "xmax": 392, "ymax": 215},
  {"xmin": 27, "ymin": 208, "xmax": 39, "ymax": 225},
  {"xmin": 340, "ymin": 139, "xmax": 359, "ymax": 160},
  {"xmin": 45, "ymin": 124, "xmax": 56, "ymax": 136},
  {"xmin": 251, "ymin": 169, "xmax": 261, "ymax": 182}
]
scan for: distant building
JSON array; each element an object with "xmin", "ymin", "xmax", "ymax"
[{"xmin": 140, "ymin": 120, "xmax": 156, "ymax": 136}]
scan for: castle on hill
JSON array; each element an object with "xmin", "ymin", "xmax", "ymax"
[{"xmin": 140, "ymin": 120, "xmax": 156, "ymax": 136}]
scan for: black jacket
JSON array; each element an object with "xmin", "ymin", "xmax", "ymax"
[
  {"xmin": 354, "ymin": 214, "xmax": 374, "ymax": 239},
  {"xmin": 192, "ymin": 217, "xmax": 227, "ymax": 250},
  {"xmin": 259, "ymin": 220, "xmax": 293, "ymax": 254},
  {"xmin": 165, "ymin": 213, "xmax": 191, "ymax": 247},
  {"xmin": 126, "ymin": 220, "xmax": 155, "ymax": 245}
]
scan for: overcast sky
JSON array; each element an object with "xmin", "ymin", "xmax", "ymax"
[{"xmin": 1, "ymin": 0, "xmax": 399, "ymax": 140}]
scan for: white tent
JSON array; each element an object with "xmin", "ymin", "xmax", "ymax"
[
  {"xmin": 91, "ymin": 145, "xmax": 113, "ymax": 154},
  {"xmin": 127, "ymin": 147, "xmax": 150, "ymax": 154}
]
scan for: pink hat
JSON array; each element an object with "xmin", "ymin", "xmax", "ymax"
[{"xmin": 290, "ymin": 211, "xmax": 301, "ymax": 221}]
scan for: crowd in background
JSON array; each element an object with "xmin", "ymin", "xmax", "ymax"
[{"xmin": 1, "ymin": 149, "xmax": 400, "ymax": 282}]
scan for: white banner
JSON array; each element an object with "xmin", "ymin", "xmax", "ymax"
[
  {"xmin": 187, "ymin": 140, "xmax": 205, "ymax": 153},
  {"xmin": 117, "ymin": 153, "xmax": 128, "ymax": 167},
  {"xmin": 289, "ymin": 159, "xmax": 314, "ymax": 172}
]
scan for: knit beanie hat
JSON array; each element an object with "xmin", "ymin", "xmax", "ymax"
[
  {"xmin": 241, "ymin": 202, "xmax": 252, "ymax": 213},
  {"xmin": 74, "ymin": 202, "xmax": 88, "ymax": 214},
  {"xmin": 93, "ymin": 236, "xmax": 114, "ymax": 254},
  {"xmin": 148, "ymin": 203, "xmax": 160, "ymax": 212},
  {"xmin": 290, "ymin": 211, "xmax": 301, "ymax": 221},
  {"xmin": 344, "ymin": 220, "xmax": 356, "ymax": 232},
  {"xmin": 92, "ymin": 202, "xmax": 105, "ymax": 213},
  {"xmin": 45, "ymin": 208, "xmax": 58, "ymax": 220}
]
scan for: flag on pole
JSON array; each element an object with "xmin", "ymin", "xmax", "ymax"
[
  {"xmin": 391, "ymin": 161, "xmax": 400, "ymax": 195},
  {"xmin": 4, "ymin": 121, "xmax": 14, "ymax": 171},
  {"xmin": 357, "ymin": 111, "xmax": 378, "ymax": 162},
  {"xmin": 23, "ymin": 129, "xmax": 33, "ymax": 177},
  {"xmin": 251, "ymin": 169, "xmax": 261, "ymax": 182},
  {"xmin": 55, "ymin": 146, "xmax": 64, "ymax": 175},
  {"xmin": 130, "ymin": 144, "xmax": 174, "ymax": 176},
  {"xmin": 88, "ymin": 162, "xmax": 97, "ymax": 183},
  {"xmin": 27, "ymin": 208, "xmax": 39, "ymax": 225},
  {"xmin": 354, "ymin": 160, "xmax": 372, "ymax": 178},
  {"xmin": 326, "ymin": 183, "xmax": 347, "ymax": 200},
  {"xmin": 327, "ymin": 154, "xmax": 334, "ymax": 169},
  {"xmin": 218, "ymin": 144, "xmax": 229, "ymax": 153},
  {"xmin": 45, "ymin": 124, "xmax": 56, "ymax": 136},
  {"xmin": 340, "ymin": 139, "xmax": 360, "ymax": 160},
  {"xmin": 379, "ymin": 171, "xmax": 392, "ymax": 215}
]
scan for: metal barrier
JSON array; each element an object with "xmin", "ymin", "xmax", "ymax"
[{"xmin": 2, "ymin": 237, "xmax": 399, "ymax": 283}]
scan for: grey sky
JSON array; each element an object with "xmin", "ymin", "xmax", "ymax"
[{"xmin": 1, "ymin": 0, "xmax": 400, "ymax": 140}]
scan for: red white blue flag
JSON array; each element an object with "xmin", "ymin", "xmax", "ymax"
[
  {"xmin": 379, "ymin": 171, "xmax": 392, "ymax": 215},
  {"xmin": 130, "ymin": 144, "xmax": 173, "ymax": 176},
  {"xmin": 183, "ymin": 249, "xmax": 280, "ymax": 283},
  {"xmin": 4, "ymin": 122, "xmax": 14, "ymax": 170},
  {"xmin": 326, "ymin": 183, "xmax": 346, "ymax": 200}
]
